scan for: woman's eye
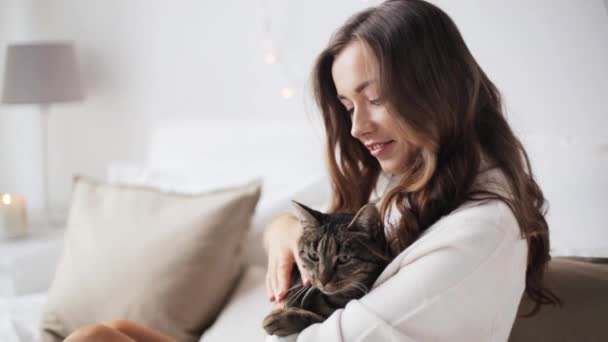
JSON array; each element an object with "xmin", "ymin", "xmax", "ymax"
[
  {"xmin": 369, "ymin": 98, "xmax": 383, "ymax": 105},
  {"xmin": 338, "ymin": 254, "xmax": 351, "ymax": 264},
  {"xmin": 308, "ymin": 251, "xmax": 319, "ymax": 261}
]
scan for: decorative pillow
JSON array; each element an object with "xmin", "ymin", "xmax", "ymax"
[
  {"xmin": 39, "ymin": 176, "xmax": 262, "ymax": 342},
  {"xmin": 105, "ymin": 160, "xmax": 333, "ymax": 268}
]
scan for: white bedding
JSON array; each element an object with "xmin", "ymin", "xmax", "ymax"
[
  {"xmin": 1, "ymin": 265, "xmax": 271, "ymax": 342},
  {"xmin": 0, "ymin": 293, "xmax": 46, "ymax": 342}
]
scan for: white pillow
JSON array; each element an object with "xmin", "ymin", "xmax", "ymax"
[{"xmin": 106, "ymin": 161, "xmax": 233, "ymax": 194}]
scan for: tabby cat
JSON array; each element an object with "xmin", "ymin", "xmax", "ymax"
[{"xmin": 263, "ymin": 201, "xmax": 391, "ymax": 337}]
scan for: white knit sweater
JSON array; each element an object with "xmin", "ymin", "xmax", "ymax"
[{"xmin": 266, "ymin": 166, "xmax": 527, "ymax": 342}]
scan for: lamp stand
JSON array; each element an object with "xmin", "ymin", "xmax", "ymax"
[{"xmin": 40, "ymin": 104, "xmax": 58, "ymax": 227}]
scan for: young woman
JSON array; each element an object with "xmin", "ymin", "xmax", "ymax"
[
  {"xmin": 263, "ymin": 0, "xmax": 559, "ymax": 340},
  {"xmin": 65, "ymin": 0, "xmax": 559, "ymax": 341}
]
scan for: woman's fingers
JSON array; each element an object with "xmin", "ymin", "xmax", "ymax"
[
  {"xmin": 276, "ymin": 257, "xmax": 294, "ymax": 301},
  {"xmin": 265, "ymin": 251, "xmax": 295, "ymax": 302},
  {"xmin": 265, "ymin": 266, "xmax": 274, "ymax": 302},
  {"xmin": 263, "ymin": 214, "xmax": 304, "ymax": 304},
  {"xmin": 268, "ymin": 256, "xmax": 279, "ymax": 302}
]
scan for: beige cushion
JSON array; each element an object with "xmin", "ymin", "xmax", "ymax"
[
  {"xmin": 40, "ymin": 176, "xmax": 261, "ymax": 342},
  {"xmin": 510, "ymin": 257, "xmax": 608, "ymax": 341}
]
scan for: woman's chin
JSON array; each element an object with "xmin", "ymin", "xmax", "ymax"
[{"xmin": 379, "ymin": 162, "xmax": 402, "ymax": 176}]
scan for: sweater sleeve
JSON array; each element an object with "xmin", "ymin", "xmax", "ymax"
[{"xmin": 265, "ymin": 200, "xmax": 526, "ymax": 342}]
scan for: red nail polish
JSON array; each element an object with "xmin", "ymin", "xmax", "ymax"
[{"xmin": 270, "ymin": 295, "xmax": 275, "ymax": 302}]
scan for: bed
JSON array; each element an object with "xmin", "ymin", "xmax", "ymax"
[{"xmin": 1, "ymin": 119, "xmax": 607, "ymax": 341}]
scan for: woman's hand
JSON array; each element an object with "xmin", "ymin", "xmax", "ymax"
[{"xmin": 264, "ymin": 213, "xmax": 311, "ymax": 303}]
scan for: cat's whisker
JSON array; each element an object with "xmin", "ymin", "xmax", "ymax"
[
  {"xmin": 301, "ymin": 286, "xmax": 317, "ymax": 307},
  {"xmin": 351, "ymin": 282, "xmax": 369, "ymax": 295},
  {"xmin": 286, "ymin": 283, "xmax": 303, "ymax": 292},
  {"xmin": 284, "ymin": 284, "xmax": 304, "ymax": 306},
  {"xmin": 340, "ymin": 281, "xmax": 368, "ymax": 296},
  {"xmin": 286, "ymin": 287, "xmax": 306, "ymax": 306},
  {"xmin": 287, "ymin": 285, "xmax": 310, "ymax": 306}
]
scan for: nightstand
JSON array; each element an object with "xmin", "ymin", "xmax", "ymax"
[{"xmin": 0, "ymin": 223, "xmax": 65, "ymax": 298}]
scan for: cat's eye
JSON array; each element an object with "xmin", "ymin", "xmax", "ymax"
[
  {"xmin": 337, "ymin": 254, "xmax": 352, "ymax": 264},
  {"xmin": 308, "ymin": 251, "xmax": 319, "ymax": 261}
]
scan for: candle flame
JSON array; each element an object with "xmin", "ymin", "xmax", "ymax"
[{"xmin": 1, "ymin": 194, "xmax": 12, "ymax": 205}]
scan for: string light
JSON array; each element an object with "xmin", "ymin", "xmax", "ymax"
[
  {"xmin": 264, "ymin": 52, "xmax": 277, "ymax": 65},
  {"xmin": 281, "ymin": 87, "xmax": 294, "ymax": 99},
  {"xmin": 259, "ymin": 0, "xmax": 302, "ymax": 99},
  {"xmin": 260, "ymin": 0, "xmax": 380, "ymax": 99}
]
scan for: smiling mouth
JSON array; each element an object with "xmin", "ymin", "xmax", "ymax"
[
  {"xmin": 366, "ymin": 140, "xmax": 394, "ymax": 157},
  {"xmin": 369, "ymin": 142, "xmax": 389, "ymax": 150}
]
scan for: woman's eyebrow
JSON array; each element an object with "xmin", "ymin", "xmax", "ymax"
[{"xmin": 337, "ymin": 80, "xmax": 376, "ymax": 100}]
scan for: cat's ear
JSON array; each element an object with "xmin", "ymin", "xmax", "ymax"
[
  {"xmin": 292, "ymin": 200, "xmax": 324, "ymax": 229},
  {"xmin": 346, "ymin": 203, "xmax": 382, "ymax": 232}
]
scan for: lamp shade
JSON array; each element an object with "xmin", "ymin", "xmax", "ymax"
[{"xmin": 2, "ymin": 42, "xmax": 84, "ymax": 104}]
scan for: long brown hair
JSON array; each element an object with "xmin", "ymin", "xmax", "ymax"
[{"xmin": 311, "ymin": 0, "xmax": 560, "ymax": 316}]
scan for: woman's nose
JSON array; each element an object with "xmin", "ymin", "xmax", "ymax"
[{"xmin": 350, "ymin": 107, "xmax": 373, "ymax": 139}]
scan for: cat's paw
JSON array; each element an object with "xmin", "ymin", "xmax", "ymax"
[{"xmin": 263, "ymin": 307, "xmax": 324, "ymax": 337}]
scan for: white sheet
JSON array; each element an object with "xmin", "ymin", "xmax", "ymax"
[
  {"xmin": 0, "ymin": 266, "xmax": 270, "ymax": 342},
  {"xmin": 200, "ymin": 265, "xmax": 271, "ymax": 342},
  {"xmin": 0, "ymin": 293, "xmax": 47, "ymax": 342}
]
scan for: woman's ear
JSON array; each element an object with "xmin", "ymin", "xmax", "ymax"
[{"xmin": 292, "ymin": 200, "xmax": 324, "ymax": 229}]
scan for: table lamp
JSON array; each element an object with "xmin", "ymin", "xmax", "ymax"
[{"xmin": 1, "ymin": 41, "xmax": 84, "ymax": 226}]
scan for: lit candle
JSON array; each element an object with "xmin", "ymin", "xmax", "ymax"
[{"xmin": 0, "ymin": 193, "xmax": 28, "ymax": 239}]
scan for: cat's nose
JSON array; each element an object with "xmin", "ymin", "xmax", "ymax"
[{"xmin": 318, "ymin": 274, "xmax": 332, "ymax": 286}]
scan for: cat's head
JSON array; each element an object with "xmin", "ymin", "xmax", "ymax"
[{"xmin": 292, "ymin": 201, "xmax": 390, "ymax": 297}]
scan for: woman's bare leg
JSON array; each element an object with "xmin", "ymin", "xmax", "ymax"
[
  {"xmin": 102, "ymin": 320, "xmax": 176, "ymax": 342},
  {"xmin": 64, "ymin": 324, "xmax": 136, "ymax": 342},
  {"xmin": 64, "ymin": 320, "xmax": 175, "ymax": 342}
]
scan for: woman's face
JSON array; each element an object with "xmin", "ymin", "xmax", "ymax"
[{"xmin": 332, "ymin": 40, "xmax": 415, "ymax": 176}]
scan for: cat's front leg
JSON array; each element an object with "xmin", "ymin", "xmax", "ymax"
[{"xmin": 263, "ymin": 307, "xmax": 325, "ymax": 337}]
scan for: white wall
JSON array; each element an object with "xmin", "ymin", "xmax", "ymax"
[
  {"xmin": 1, "ymin": 0, "xmax": 607, "ymax": 223},
  {"xmin": 435, "ymin": 0, "xmax": 608, "ymax": 138}
]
